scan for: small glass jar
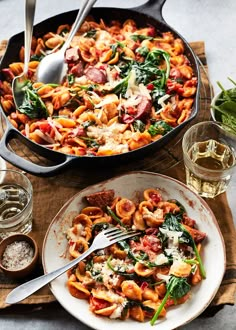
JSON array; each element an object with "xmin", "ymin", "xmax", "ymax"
[{"xmin": 0, "ymin": 169, "xmax": 33, "ymax": 239}]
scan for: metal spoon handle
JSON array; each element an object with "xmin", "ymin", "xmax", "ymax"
[
  {"xmin": 5, "ymin": 246, "xmax": 95, "ymax": 305},
  {"xmin": 61, "ymin": 0, "xmax": 97, "ymax": 52},
  {"xmin": 23, "ymin": 0, "xmax": 36, "ymax": 75}
]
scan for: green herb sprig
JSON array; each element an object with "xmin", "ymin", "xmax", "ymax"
[
  {"xmin": 150, "ymin": 275, "xmax": 191, "ymax": 325},
  {"xmin": 211, "ymin": 77, "xmax": 236, "ymax": 132},
  {"xmin": 159, "ymin": 213, "xmax": 206, "ymax": 279},
  {"xmin": 18, "ymin": 81, "xmax": 48, "ymax": 119}
]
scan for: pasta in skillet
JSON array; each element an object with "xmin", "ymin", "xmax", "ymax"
[
  {"xmin": 0, "ymin": 18, "xmax": 197, "ymax": 157},
  {"xmin": 66, "ymin": 188, "xmax": 206, "ymax": 324}
]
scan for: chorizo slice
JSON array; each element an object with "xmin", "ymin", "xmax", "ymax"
[
  {"xmin": 183, "ymin": 224, "xmax": 207, "ymax": 243},
  {"xmin": 135, "ymin": 96, "xmax": 152, "ymax": 120},
  {"xmin": 85, "ymin": 189, "xmax": 115, "ymax": 208},
  {"xmin": 65, "ymin": 47, "xmax": 79, "ymax": 62},
  {"xmin": 85, "ymin": 67, "xmax": 107, "ymax": 83}
]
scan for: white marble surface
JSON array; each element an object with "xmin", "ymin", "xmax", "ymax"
[{"xmin": 0, "ymin": 0, "xmax": 235, "ymax": 329}]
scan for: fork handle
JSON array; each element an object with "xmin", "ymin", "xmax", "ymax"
[{"xmin": 5, "ymin": 246, "xmax": 95, "ymax": 305}]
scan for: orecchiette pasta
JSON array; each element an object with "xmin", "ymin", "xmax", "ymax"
[
  {"xmin": 66, "ymin": 188, "xmax": 206, "ymax": 324},
  {"xmin": 0, "ymin": 18, "xmax": 197, "ymax": 157}
]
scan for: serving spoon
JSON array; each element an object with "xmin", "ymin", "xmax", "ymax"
[
  {"xmin": 12, "ymin": 0, "xmax": 36, "ymax": 109},
  {"xmin": 36, "ymin": 0, "xmax": 97, "ymax": 84}
]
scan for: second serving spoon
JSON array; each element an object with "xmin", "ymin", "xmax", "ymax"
[
  {"xmin": 12, "ymin": 0, "xmax": 36, "ymax": 109},
  {"xmin": 36, "ymin": 0, "xmax": 97, "ymax": 85}
]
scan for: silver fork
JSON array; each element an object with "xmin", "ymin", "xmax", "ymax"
[{"xmin": 5, "ymin": 227, "xmax": 140, "ymax": 304}]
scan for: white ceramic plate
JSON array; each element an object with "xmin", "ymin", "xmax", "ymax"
[{"xmin": 42, "ymin": 171, "xmax": 226, "ymax": 330}]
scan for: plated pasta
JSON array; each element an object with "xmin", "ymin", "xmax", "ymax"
[
  {"xmin": 0, "ymin": 17, "xmax": 197, "ymax": 157},
  {"xmin": 66, "ymin": 188, "xmax": 206, "ymax": 324}
]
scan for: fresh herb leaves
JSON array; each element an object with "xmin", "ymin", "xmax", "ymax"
[
  {"xmin": 67, "ymin": 73, "xmax": 75, "ymax": 86},
  {"xmin": 133, "ymin": 119, "xmax": 146, "ymax": 132},
  {"xmin": 136, "ymin": 46, "xmax": 149, "ymax": 57},
  {"xmin": 211, "ymin": 77, "xmax": 236, "ymax": 132},
  {"xmin": 159, "ymin": 213, "xmax": 206, "ymax": 278},
  {"xmin": 130, "ymin": 34, "xmax": 154, "ymax": 42},
  {"xmin": 106, "ymin": 206, "xmax": 127, "ymax": 227},
  {"xmin": 150, "ymin": 275, "xmax": 191, "ymax": 325},
  {"xmin": 84, "ymin": 29, "xmax": 97, "ymax": 39},
  {"xmin": 18, "ymin": 81, "xmax": 48, "ymax": 119},
  {"xmin": 148, "ymin": 120, "xmax": 173, "ymax": 136},
  {"xmin": 113, "ymin": 49, "xmax": 170, "ymax": 101}
]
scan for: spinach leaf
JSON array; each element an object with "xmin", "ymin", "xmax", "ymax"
[
  {"xmin": 146, "ymin": 50, "xmax": 170, "ymax": 106},
  {"xmin": 112, "ymin": 49, "xmax": 170, "ymax": 99},
  {"xmin": 212, "ymin": 101, "xmax": 236, "ymax": 131},
  {"xmin": 146, "ymin": 49, "xmax": 170, "ymax": 79},
  {"xmin": 91, "ymin": 222, "xmax": 111, "ymax": 235},
  {"xmin": 60, "ymin": 27, "xmax": 69, "ymax": 36},
  {"xmin": 85, "ymin": 258, "xmax": 94, "ymax": 272},
  {"xmin": 67, "ymin": 73, "xmax": 75, "ymax": 86},
  {"xmin": 18, "ymin": 81, "xmax": 48, "ymax": 119},
  {"xmin": 211, "ymin": 77, "xmax": 236, "ymax": 132},
  {"xmin": 133, "ymin": 119, "xmax": 146, "ymax": 132},
  {"xmin": 159, "ymin": 213, "xmax": 206, "ymax": 278},
  {"xmin": 130, "ymin": 34, "xmax": 154, "ymax": 42},
  {"xmin": 79, "ymin": 136, "xmax": 100, "ymax": 148},
  {"xmin": 82, "ymin": 120, "xmax": 95, "ymax": 129},
  {"xmin": 84, "ymin": 29, "xmax": 97, "ymax": 39},
  {"xmin": 106, "ymin": 256, "xmax": 136, "ymax": 279},
  {"xmin": 148, "ymin": 120, "xmax": 173, "ymax": 137},
  {"xmin": 111, "ymin": 44, "xmax": 118, "ymax": 58},
  {"xmin": 87, "ymin": 259, "xmax": 103, "ymax": 282},
  {"xmin": 116, "ymin": 41, "xmax": 125, "ymax": 49},
  {"xmin": 122, "ymin": 300, "xmax": 154, "ymax": 319},
  {"xmin": 168, "ymin": 275, "xmax": 191, "ymax": 299},
  {"xmin": 136, "ymin": 46, "xmax": 149, "ymax": 57},
  {"xmin": 30, "ymin": 54, "xmax": 44, "ymax": 62},
  {"xmin": 117, "ymin": 240, "xmax": 149, "ymax": 264},
  {"xmin": 216, "ymin": 101, "xmax": 236, "ymax": 115},
  {"xmin": 150, "ymin": 275, "xmax": 191, "ymax": 325},
  {"xmin": 78, "ymin": 84, "xmax": 98, "ymax": 91},
  {"xmin": 111, "ymin": 73, "xmax": 130, "ymax": 96},
  {"xmin": 106, "ymin": 206, "xmax": 127, "ymax": 227}
]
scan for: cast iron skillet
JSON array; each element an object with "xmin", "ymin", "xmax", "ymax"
[{"xmin": 0, "ymin": 0, "xmax": 200, "ymax": 176}]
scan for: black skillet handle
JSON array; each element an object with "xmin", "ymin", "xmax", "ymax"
[
  {"xmin": 0, "ymin": 121, "xmax": 72, "ymax": 177},
  {"xmin": 132, "ymin": 0, "xmax": 167, "ymax": 23}
]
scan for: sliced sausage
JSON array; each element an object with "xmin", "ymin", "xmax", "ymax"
[
  {"xmin": 65, "ymin": 47, "xmax": 79, "ymax": 62},
  {"xmin": 183, "ymin": 224, "xmax": 207, "ymax": 243},
  {"xmin": 71, "ymin": 61, "xmax": 84, "ymax": 77},
  {"xmin": 182, "ymin": 214, "xmax": 196, "ymax": 228},
  {"xmin": 85, "ymin": 67, "xmax": 107, "ymax": 84},
  {"xmin": 135, "ymin": 96, "xmax": 152, "ymax": 120},
  {"xmin": 85, "ymin": 189, "xmax": 115, "ymax": 208}
]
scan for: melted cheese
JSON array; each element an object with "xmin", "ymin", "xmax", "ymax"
[
  {"xmin": 159, "ymin": 228, "xmax": 183, "ymax": 248},
  {"xmin": 124, "ymin": 69, "xmax": 151, "ymax": 100},
  {"xmin": 87, "ymin": 123, "xmax": 129, "ymax": 154},
  {"xmin": 154, "ymin": 253, "xmax": 169, "ymax": 265},
  {"xmin": 92, "ymin": 259, "xmax": 131, "ymax": 287},
  {"xmin": 156, "ymin": 273, "xmax": 171, "ymax": 283},
  {"xmin": 165, "ymin": 247, "xmax": 183, "ymax": 261}
]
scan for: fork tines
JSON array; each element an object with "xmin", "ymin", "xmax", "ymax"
[{"xmin": 106, "ymin": 228, "xmax": 140, "ymax": 243}]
